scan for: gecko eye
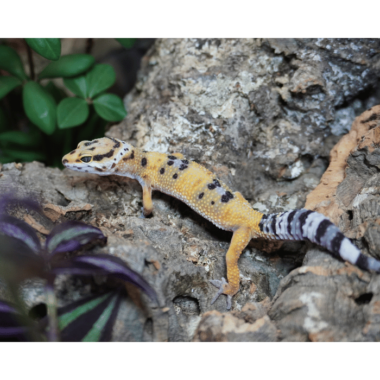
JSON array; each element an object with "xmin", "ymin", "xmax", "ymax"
[{"xmin": 81, "ymin": 156, "xmax": 92, "ymax": 163}]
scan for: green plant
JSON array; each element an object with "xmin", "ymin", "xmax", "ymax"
[{"xmin": 0, "ymin": 38, "xmax": 136, "ymax": 167}]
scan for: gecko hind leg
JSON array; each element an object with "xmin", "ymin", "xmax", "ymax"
[
  {"xmin": 210, "ymin": 278, "xmax": 232, "ymax": 309},
  {"xmin": 209, "ymin": 227, "xmax": 251, "ymax": 310}
]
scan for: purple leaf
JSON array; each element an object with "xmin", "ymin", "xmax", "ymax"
[
  {"xmin": 0, "ymin": 299, "xmax": 29, "ymax": 341},
  {"xmin": 45, "ymin": 221, "xmax": 107, "ymax": 256},
  {"xmin": 53, "ymin": 254, "xmax": 158, "ymax": 305},
  {"xmin": 0, "ymin": 194, "xmax": 42, "ymax": 215},
  {"xmin": 0, "ymin": 215, "xmax": 41, "ymax": 253},
  {"xmin": 0, "ymin": 236, "xmax": 44, "ymax": 281},
  {"xmin": 56, "ymin": 291, "xmax": 122, "ymax": 342}
]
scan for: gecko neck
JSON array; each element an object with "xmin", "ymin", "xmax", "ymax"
[{"xmin": 116, "ymin": 147, "xmax": 150, "ymax": 186}]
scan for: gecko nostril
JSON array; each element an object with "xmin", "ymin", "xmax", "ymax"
[{"xmin": 62, "ymin": 159, "xmax": 68, "ymax": 165}]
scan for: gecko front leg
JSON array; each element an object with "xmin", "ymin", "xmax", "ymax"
[{"xmin": 142, "ymin": 184, "xmax": 153, "ymax": 217}]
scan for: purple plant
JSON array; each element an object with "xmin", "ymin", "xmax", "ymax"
[{"xmin": 0, "ymin": 195, "xmax": 158, "ymax": 342}]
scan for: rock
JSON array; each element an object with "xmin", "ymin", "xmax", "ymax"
[
  {"xmin": 1, "ymin": 39, "xmax": 380, "ymax": 341},
  {"xmin": 193, "ymin": 308, "xmax": 277, "ymax": 342},
  {"xmin": 271, "ymin": 106, "xmax": 380, "ymax": 341}
]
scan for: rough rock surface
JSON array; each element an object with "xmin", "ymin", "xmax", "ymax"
[{"xmin": 1, "ymin": 38, "xmax": 380, "ymax": 341}]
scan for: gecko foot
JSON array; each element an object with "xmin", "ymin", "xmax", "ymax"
[{"xmin": 210, "ymin": 277, "xmax": 232, "ymax": 310}]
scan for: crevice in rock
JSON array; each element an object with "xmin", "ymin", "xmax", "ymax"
[
  {"xmin": 354, "ymin": 292, "xmax": 373, "ymax": 305},
  {"xmin": 28, "ymin": 303, "xmax": 47, "ymax": 320},
  {"xmin": 173, "ymin": 295, "xmax": 200, "ymax": 316}
]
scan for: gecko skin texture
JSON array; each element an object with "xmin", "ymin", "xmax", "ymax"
[{"xmin": 62, "ymin": 137, "xmax": 380, "ymax": 309}]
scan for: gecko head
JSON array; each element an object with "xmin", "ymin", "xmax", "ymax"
[{"xmin": 62, "ymin": 137, "xmax": 134, "ymax": 175}]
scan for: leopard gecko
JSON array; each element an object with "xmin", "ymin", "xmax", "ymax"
[{"xmin": 62, "ymin": 137, "xmax": 380, "ymax": 309}]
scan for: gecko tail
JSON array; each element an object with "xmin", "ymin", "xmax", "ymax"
[{"xmin": 258, "ymin": 208, "xmax": 380, "ymax": 273}]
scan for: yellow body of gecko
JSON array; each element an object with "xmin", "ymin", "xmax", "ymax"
[{"xmin": 63, "ymin": 137, "xmax": 380, "ymax": 309}]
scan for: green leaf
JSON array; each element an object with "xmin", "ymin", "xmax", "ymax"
[
  {"xmin": 64, "ymin": 76, "xmax": 87, "ymax": 98},
  {"xmin": 3, "ymin": 148, "xmax": 47, "ymax": 162},
  {"xmin": 58, "ymin": 292, "xmax": 121, "ymax": 342},
  {"xmin": 23, "ymin": 82, "xmax": 56, "ymax": 135},
  {"xmin": 0, "ymin": 46, "xmax": 28, "ymax": 80},
  {"xmin": 0, "ymin": 107, "xmax": 10, "ymax": 132},
  {"xmin": 25, "ymin": 39, "xmax": 61, "ymax": 61},
  {"xmin": 93, "ymin": 94, "xmax": 127, "ymax": 122},
  {"xmin": 0, "ymin": 156, "xmax": 15, "ymax": 164},
  {"xmin": 86, "ymin": 64, "xmax": 116, "ymax": 98},
  {"xmin": 43, "ymin": 81, "xmax": 66, "ymax": 104},
  {"xmin": 57, "ymin": 98, "xmax": 89, "ymax": 129},
  {"xmin": 0, "ymin": 130, "xmax": 40, "ymax": 147},
  {"xmin": 0, "ymin": 77, "xmax": 22, "ymax": 100},
  {"xmin": 38, "ymin": 54, "xmax": 95, "ymax": 79},
  {"xmin": 115, "ymin": 38, "xmax": 137, "ymax": 49},
  {"xmin": 75, "ymin": 112, "xmax": 99, "ymax": 142}
]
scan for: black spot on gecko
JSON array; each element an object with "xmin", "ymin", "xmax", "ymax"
[
  {"xmin": 179, "ymin": 164, "xmax": 188, "ymax": 170},
  {"xmin": 142, "ymin": 157, "xmax": 147, "ymax": 166},
  {"xmin": 70, "ymin": 150, "xmax": 76, "ymax": 155},
  {"xmin": 221, "ymin": 195, "xmax": 229, "ymax": 202},
  {"xmin": 198, "ymin": 192, "xmax": 204, "ymax": 199},
  {"xmin": 173, "ymin": 173, "xmax": 178, "ymax": 179},
  {"xmin": 160, "ymin": 168, "xmax": 165, "ymax": 174},
  {"xmin": 84, "ymin": 141, "xmax": 95, "ymax": 147},
  {"xmin": 213, "ymin": 179, "xmax": 221, "ymax": 187},
  {"xmin": 95, "ymin": 168, "xmax": 103, "ymax": 172},
  {"xmin": 315, "ymin": 219, "xmax": 331, "ymax": 244},
  {"xmin": 124, "ymin": 147, "xmax": 128, "ymax": 151},
  {"xmin": 298, "ymin": 210, "xmax": 313, "ymax": 230},
  {"xmin": 182, "ymin": 160, "xmax": 189, "ymax": 164},
  {"xmin": 211, "ymin": 201, "xmax": 215, "ymax": 205},
  {"xmin": 286, "ymin": 210, "xmax": 297, "ymax": 235},
  {"xmin": 208, "ymin": 183, "xmax": 216, "ymax": 190},
  {"xmin": 168, "ymin": 155, "xmax": 177, "ymax": 160},
  {"xmin": 112, "ymin": 163, "xmax": 116, "ymax": 168},
  {"xmin": 221, "ymin": 191, "xmax": 233, "ymax": 203},
  {"xmin": 76, "ymin": 159, "xmax": 80, "ymax": 162},
  {"xmin": 93, "ymin": 149, "xmax": 114, "ymax": 161},
  {"xmin": 123, "ymin": 150, "xmax": 135, "ymax": 161},
  {"xmin": 330, "ymin": 232, "xmax": 345, "ymax": 254},
  {"xmin": 88, "ymin": 147, "xmax": 96, "ymax": 151},
  {"xmin": 168, "ymin": 160, "xmax": 174, "ymax": 166},
  {"xmin": 62, "ymin": 159, "xmax": 68, "ymax": 164},
  {"xmin": 271, "ymin": 217, "xmax": 277, "ymax": 236},
  {"xmin": 107, "ymin": 137, "xmax": 120, "ymax": 148}
]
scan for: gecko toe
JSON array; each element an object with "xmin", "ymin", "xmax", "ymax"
[
  {"xmin": 226, "ymin": 295, "xmax": 232, "ymax": 310},
  {"xmin": 210, "ymin": 278, "xmax": 232, "ymax": 310},
  {"xmin": 139, "ymin": 207, "xmax": 146, "ymax": 219}
]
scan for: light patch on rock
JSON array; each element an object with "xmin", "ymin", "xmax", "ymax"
[
  {"xmin": 299, "ymin": 292, "xmax": 328, "ymax": 334},
  {"xmin": 252, "ymin": 202, "xmax": 269, "ymax": 213}
]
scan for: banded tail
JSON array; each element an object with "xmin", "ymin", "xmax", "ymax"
[{"xmin": 258, "ymin": 209, "xmax": 380, "ymax": 273}]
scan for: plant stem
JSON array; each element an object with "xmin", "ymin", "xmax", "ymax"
[
  {"xmin": 45, "ymin": 277, "xmax": 59, "ymax": 342},
  {"xmin": 85, "ymin": 38, "xmax": 94, "ymax": 54},
  {"xmin": 25, "ymin": 40, "xmax": 35, "ymax": 81}
]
